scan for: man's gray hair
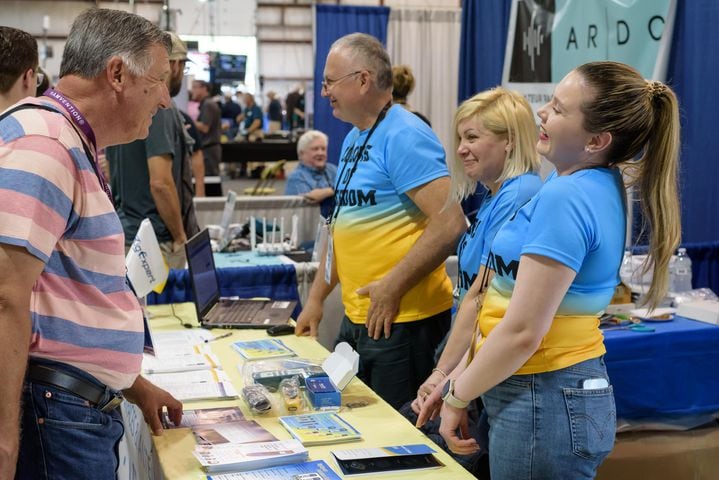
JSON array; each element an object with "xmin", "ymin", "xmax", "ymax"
[
  {"xmin": 297, "ymin": 130, "xmax": 328, "ymax": 157},
  {"xmin": 60, "ymin": 8, "xmax": 171, "ymax": 79},
  {"xmin": 330, "ymin": 33, "xmax": 392, "ymax": 91}
]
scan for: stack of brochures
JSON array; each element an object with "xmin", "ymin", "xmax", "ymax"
[
  {"xmin": 169, "ymin": 407, "xmax": 313, "ymax": 474},
  {"xmin": 144, "ymin": 369, "xmax": 238, "ymax": 401},
  {"xmin": 279, "ymin": 412, "xmax": 362, "ymax": 446},
  {"xmin": 148, "ymin": 329, "xmax": 214, "ymax": 356},
  {"xmin": 193, "ymin": 419, "xmax": 277, "ymax": 446},
  {"xmin": 204, "ymin": 460, "xmax": 341, "ymax": 480},
  {"xmin": 142, "ymin": 350, "xmax": 220, "ymax": 373},
  {"xmin": 231, "ymin": 338, "xmax": 296, "ymax": 360},
  {"xmin": 165, "ymin": 406, "xmax": 275, "ymax": 445},
  {"xmin": 193, "ymin": 439, "xmax": 308, "ymax": 473},
  {"xmin": 164, "ymin": 406, "xmax": 246, "ymax": 429}
]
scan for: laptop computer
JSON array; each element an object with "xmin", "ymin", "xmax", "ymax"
[{"xmin": 185, "ymin": 228, "xmax": 297, "ymax": 329}]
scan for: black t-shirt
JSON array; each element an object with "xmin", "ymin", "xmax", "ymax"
[
  {"xmin": 268, "ymin": 99, "xmax": 282, "ymax": 122},
  {"xmin": 106, "ymin": 106, "xmax": 198, "ymax": 243}
]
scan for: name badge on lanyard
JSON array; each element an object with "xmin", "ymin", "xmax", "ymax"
[{"xmin": 324, "ymin": 227, "xmax": 334, "ymax": 285}]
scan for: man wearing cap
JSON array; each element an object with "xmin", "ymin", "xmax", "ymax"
[{"xmin": 106, "ymin": 31, "xmax": 199, "ymax": 268}]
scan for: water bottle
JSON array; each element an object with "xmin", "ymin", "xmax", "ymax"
[
  {"xmin": 619, "ymin": 248, "xmax": 633, "ymax": 286},
  {"xmin": 671, "ymin": 248, "xmax": 693, "ymax": 293}
]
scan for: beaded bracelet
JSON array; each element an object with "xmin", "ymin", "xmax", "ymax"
[{"xmin": 432, "ymin": 367, "xmax": 448, "ymax": 378}]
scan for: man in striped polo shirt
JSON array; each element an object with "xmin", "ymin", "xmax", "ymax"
[{"xmin": 0, "ymin": 9, "xmax": 183, "ymax": 479}]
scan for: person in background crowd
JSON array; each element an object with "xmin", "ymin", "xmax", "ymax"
[
  {"xmin": 418, "ymin": 61, "xmax": 681, "ymax": 479},
  {"xmin": 284, "ymin": 129, "xmax": 337, "ymax": 217},
  {"xmin": 0, "ymin": 26, "xmax": 39, "ymax": 112},
  {"xmin": 191, "ymin": 79, "xmax": 222, "ymax": 176},
  {"xmin": 402, "ymin": 87, "xmax": 542, "ymax": 477},
  {"xmin": 267, "ymin": 90, "xmax": 283, "ymax": 133},
  {"xmin": 236, "ymin": 92, "xmax": 264, "ymax": 141},
  {"xmin": 0, "ymin": 9, "xmax": 183, "ymax": 479},
  {"xmin": 221, "ymin": 91, "xmax": 242, "ymax": 138},
  {"xmin": 286, "ymin": 84, "xmax": 305, "ymax": 130},
  {"xmin": 392, "ymin": 64, "xmax": 431, "ymax": 127},
  {"xmin": 295, "ymin": 33, "xmax": 466, "ymax": 409},
  {"xmin": 106, "ymin": 32, "xmax": 199, "ymax": 269},
  {"xmin": 180, "ymin": 108, "xmax": 206, "ymax": 197}
]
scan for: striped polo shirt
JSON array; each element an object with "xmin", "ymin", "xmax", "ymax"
[{"xmin": 0, "ymin": 97, "xmax": 143, "ymax": 390}]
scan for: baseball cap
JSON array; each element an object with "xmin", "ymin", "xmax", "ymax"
[{"xmin": 167, "ymin": 32, "xmax": 189, "ymax": 62}]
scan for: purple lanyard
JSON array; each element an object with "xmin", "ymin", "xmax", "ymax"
[{"xmin": 42, "ymin": 88, "xmax": 113, "ymax": 203}]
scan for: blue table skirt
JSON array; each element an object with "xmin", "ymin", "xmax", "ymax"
[
  {"xmin": 604, "ymin": 316, "xmax": 719, "ymax": 419},
  {"xmin": 147, "ymin": 264, "xmax": 302, "ymax": 319}
]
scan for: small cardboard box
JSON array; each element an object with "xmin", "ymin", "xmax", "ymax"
[
  {"xmin": 322, "ymin": 342, "xmax": 359, "ymax": 391},
  {"xmin": 306, "ymin": 342, "xmax": 359, "ymax": 408},
  {"xmin": 305, "ymin": 376, "xmax": 340, "ymax": 408},
  {"xmin": 677, "ymin": 300, "xmax": 719, "ymax": 325}
]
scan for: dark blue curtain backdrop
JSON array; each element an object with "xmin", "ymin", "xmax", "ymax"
[
  {"xmin": 458, "ymin": 0, "xmax": 512, "ymax": 103},
  {"xmin": 313, "ymin": 5, "xmax": 390, "ymax": 166},
  {"xmin": 666, "ymin": 0, "xmax": 719, "ymax": 244},
  {"xmin": 457, "ymin": 0, "xmax": 512, "ymax": 214}
]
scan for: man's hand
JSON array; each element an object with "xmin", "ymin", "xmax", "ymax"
[
  {"xmin": 295, "ymin": 299, "xmax": 323, "ymax": 337},
  {"xmin": 123, "ymin": 376, "xmax": 183, "ymax": 435},
  {"xmin": 356, "ymin": 279, "xmax": 400, "ymax": 340},
  {"xmin": 438, "ymin": 402, "xmax": 480, "ymax": 456}
]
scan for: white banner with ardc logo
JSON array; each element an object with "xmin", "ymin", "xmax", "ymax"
[{"xmin": 502, "ymin": 0, "xmax": 677, "ymax": 114}]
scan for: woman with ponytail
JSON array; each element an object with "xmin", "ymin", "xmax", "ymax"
[{"xmin": 417, "ymin": 61, "xmax": 681, "ymax": 479}]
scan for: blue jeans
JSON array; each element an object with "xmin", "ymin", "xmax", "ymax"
[
  {"xmin": 16, "ymin": 359, "xmax": 125, "ymax": 480},
  {"xmin": 482, "ymin": 356, "xmax": 616, "ymax": 480},
  {"xmin": 336, "ymin": 310, "xmax": 451, "ymax": 409}
]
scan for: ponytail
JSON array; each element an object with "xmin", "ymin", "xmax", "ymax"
[
  {"xmin": 635, "ymin": 85, "xmax": 681, "ymax": 308},
  {"xmin": 576, "ymin": 62, "xmax": 682, "ymax": 309}
]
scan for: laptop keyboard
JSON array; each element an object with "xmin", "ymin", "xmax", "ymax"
[{"xmin": 222, "ymin": 301, "xmax": 265, "ymax": 324}]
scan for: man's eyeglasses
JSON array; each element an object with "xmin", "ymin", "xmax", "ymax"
[
  {"xmin": 321, "ymin": 70, "xmax": 362, "ymax": 92},
  {"xmin": 35, "ymin": 69, "xmax": 45, "ymax": 87}
]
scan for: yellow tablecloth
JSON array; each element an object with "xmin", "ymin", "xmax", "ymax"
[{"xmin": 147, "ymin": 303, "xmax": 474, "ymax": 479}]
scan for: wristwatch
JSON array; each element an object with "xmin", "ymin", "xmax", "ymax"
[{"xmin": 441, "ymin": 379, "xmax": 470, "ymax": 409}]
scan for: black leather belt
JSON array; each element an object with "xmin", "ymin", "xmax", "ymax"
[{"xmin": 26, "ymin": 364, "xmax": 124, "ymax": 413}]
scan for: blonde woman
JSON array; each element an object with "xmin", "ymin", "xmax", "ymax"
[
  {"xmin": 405, "ymin": 88, "xmax": 541, "ymax": 474},
  {"xmin": 419, "ymin": 62, "xmax": 681, "ymax": 479}
]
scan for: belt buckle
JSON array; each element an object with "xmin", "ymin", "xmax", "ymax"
[{"xmin": 100, "ymin": 394, "xmax": 124, "ymax": 413}]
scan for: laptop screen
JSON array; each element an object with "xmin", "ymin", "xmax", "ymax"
[{"xmin": 185, "ymin": 229, "xmax": 221, "ymax": 318}]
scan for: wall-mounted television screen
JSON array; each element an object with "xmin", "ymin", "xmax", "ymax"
[{"xmin": 211, "ymin": 52, "xmax": 247, "ymax": 83}]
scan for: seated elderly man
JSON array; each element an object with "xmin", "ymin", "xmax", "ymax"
[{"xmin": 285, "ymin": 130, "xmax": 337, "ymax": 209}]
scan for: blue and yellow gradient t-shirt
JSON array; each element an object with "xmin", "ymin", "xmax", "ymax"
[
  {"xmin": 478, "ymin": 168, "xmax": 625, "ymax": 373},
  {"xmin": 456, "ymin": 173, "xmax": 542, "ymax": 302},
  {"xmin": 332, "ymin": 105, "xmax": 454, "ymax": 324}
]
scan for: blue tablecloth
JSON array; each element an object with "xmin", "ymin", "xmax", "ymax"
[{"xmin": 604, "ymin": 316, "xmax": 719, "ymax": 419}]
